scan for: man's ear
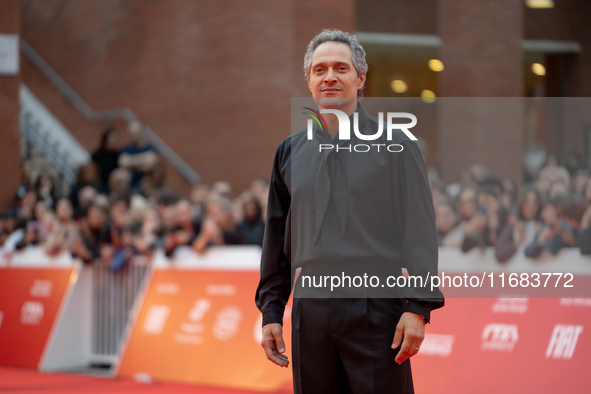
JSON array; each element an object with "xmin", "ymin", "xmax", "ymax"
[{"xmin": 357, "ymin": 73, "xmax": 367, "ymax": 91}]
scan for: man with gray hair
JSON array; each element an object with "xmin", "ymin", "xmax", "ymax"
[{"xmin": 256, "ymin": 29, "xmax": 443, "ymax": 393}]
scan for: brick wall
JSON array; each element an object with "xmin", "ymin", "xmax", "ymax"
[
  {"xmin": 0, "ymin": 0, "xmax": 22, "ymax": 210},
  {"xmin": 437, "ymin": 0, "xmax": 524, "ymax": 183},
  {"xmin": 438, "ymin": 0, "xmax": 523, "ymax": 97},
  {"xmin": 20, "ymin": 0, "xmax": 354, "ymax": 196},
  {"xmin": 356, "ymin": 0, "xmax": 437, "ymax": 35}
]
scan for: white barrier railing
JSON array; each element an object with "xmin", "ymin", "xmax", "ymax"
[{"xmin": 91, "ymin": 263, "xmax": 149, "ymax": 365}]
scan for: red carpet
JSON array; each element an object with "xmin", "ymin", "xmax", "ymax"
[{"xmin": 0, "ymin": 367, "xmax": 289, "ymax": 393}]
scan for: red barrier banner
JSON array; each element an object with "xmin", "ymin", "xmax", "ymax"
[
  {"xmin": 117, "ymin": 269, "xmax": 293, "ymax": 392},
  {"xmin": 413, "ymin": 297, "xmax": 591, "ymax": 393},
  {"xmin": 117, "ymin": 245, "xmax": 590, "ymax": 393},
  {"xmin": 119, "ymin": 269, "xmax": 590, "ymax": 393},
  {"xmin": 0, "ymin": 266, "xmax": 77, "ymax": 367}
]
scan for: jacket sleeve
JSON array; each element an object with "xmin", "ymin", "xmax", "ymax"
[
  {"xmin": 461, "ymin": 232, "xmax": 478, "ymax": 253},
  {"xmin": 495, "ymin": 223, "xmax": 518, "ymax": 263},
  {"xmin": 524, "ymin": 228, "xmax": 544, "ymax": 258},
  {"xmin": 398, "ymin": 140, "xmax": 444, "ymax": 323},
  {"xmin": 255, "ymin": 141, "xmax": 292, "ymax": 326}
]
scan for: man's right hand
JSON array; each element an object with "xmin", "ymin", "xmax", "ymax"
[{"xmin": 261, "ymin": 323, "xmax": 289, "ymax": 367}]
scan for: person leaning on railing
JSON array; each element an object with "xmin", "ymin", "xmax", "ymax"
[
  {"xmin": 192, "ymin": 195, "xmax": 240, "ymax": 254},
  {"xmin": 70, "ymin": 203, "xmax": 109, "ymax": 263}
]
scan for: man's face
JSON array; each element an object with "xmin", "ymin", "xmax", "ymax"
[{"xmin": 307, "ymin": 42, "xmax": 365, "ymax": 109}]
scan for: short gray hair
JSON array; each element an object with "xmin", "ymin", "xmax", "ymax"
[{"xmin": 303, "ymin": 29, "xmax": 368, "ymax": 96}]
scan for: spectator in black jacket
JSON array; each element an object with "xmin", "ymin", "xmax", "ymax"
[{"xmin": 92, "ymin": 128, "xmax": 121, "ymax": 193}]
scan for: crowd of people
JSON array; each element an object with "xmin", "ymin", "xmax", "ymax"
[
  {"xmin": 431, "ymin": 149, "xmax": 591, "ymax": 261},
  {"xmin": 1, "ymin": 122, "xmax": 590, "ymax": 268},
  {"xmin": 0, "ymin": 121, "xmax": 267, "ymax": 269}
]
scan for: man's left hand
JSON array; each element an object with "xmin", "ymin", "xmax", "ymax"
[{"xmin": 391, "ymin": 312, "xmax": 425, "ymax": 364}]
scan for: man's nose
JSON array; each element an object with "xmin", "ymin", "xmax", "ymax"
[{"xmin": 324, "ymin": 68, "xmax": 338, "ymax": 83}]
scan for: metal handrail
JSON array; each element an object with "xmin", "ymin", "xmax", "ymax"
[
  {"xmin": 20, "ymin": 40, "xmax": 201, "ymax": 185},
  {"xmin": 21, "ymin": 113, "xmax": 78, "ymax": 184}
]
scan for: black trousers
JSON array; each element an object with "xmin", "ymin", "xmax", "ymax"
[{"xmin": 292, "ymin": 268, "xmax": 414, "ymax": 394}]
